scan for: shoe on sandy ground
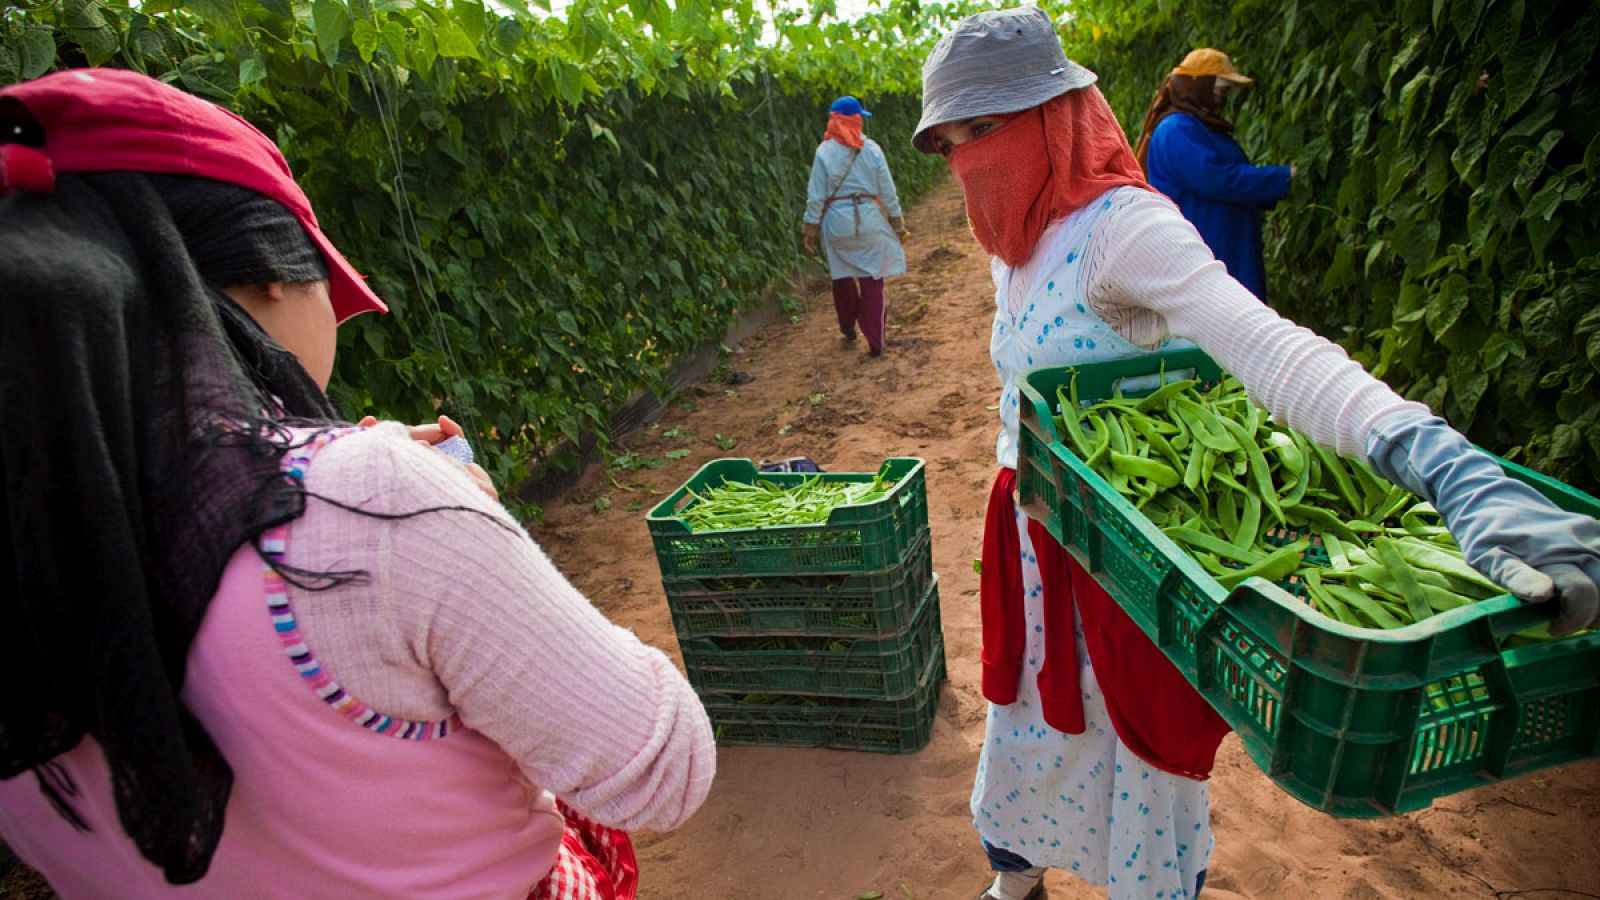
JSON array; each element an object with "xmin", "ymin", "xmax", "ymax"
[{"xmin": 974, "ymin": 882, "xmax": 1045, "ymax": 900}]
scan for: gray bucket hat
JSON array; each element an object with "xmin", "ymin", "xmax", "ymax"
[{"xmin": 913, "ymin": 7, "xmax": 1097, "ymax": 153}]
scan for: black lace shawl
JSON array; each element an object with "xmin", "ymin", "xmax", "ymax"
[{"xmin": 0, "ymin": 171, "xmax": 341, "ymax": 884}]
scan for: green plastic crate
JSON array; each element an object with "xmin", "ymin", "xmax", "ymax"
[
  {"xmin": 701, "ymin": 645, "xmax": 946, "ymax": 754},
  {"xmin": 664, "ymin": 528, "xmax": 934, "ymax": 639},
  {"xmin": 647, "ymin": 458, "xmax": 929, "ymax": 579},
  {"xmin": 680, "ymin": 574, "xmax": 943, "ymax": 699},
  {"xmin": 1016, "ymin": 347, "xmax": 1600, "ymax": 817}
]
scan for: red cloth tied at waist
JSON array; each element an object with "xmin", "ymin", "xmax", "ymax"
[{"xmin": 980, "ymin": 467, "xmax": 1230, "ymax": 780}]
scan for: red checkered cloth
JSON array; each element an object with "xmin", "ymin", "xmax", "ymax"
[{"xmin": 529, "ymin": 801, "xmax": 639, "ymax": 900}]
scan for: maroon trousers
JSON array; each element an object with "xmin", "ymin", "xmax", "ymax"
[{"xmin": 831, "ymin": 277, "xmax": 886, "ymax": 352}]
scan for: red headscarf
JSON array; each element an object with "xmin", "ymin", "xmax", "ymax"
[
  {"xmin": 823, "ymin": 112, "xmax": 865, "ymax": 150},
  {"xmin": 945, "ymin": 86, "xmax": 1149, "ymax": 266}
]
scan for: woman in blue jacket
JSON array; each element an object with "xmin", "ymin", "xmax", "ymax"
[{"xmin": 1135, "ymin": 49, "xmax": 1294, "ymax": 301}]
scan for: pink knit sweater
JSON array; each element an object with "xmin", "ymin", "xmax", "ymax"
[
  {"xmin": 0, "ymin": 424, "xmax": 714, "ymax": 896},
  {"xmin": 286, "ymin": 424, "xmax": 716, "ymax": 831}
]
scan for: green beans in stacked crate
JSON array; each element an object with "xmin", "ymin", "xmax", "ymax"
[
  {"xmin": 677, "ymin": 474, "xmax": 899, "ymax": 530},
  {"xmin": 647, "ymin": 459, "xmax": 943, "ymax": 753},
  {"xmin": 648, "ymin": 459, "xmax": 928, "ymax": 578},
  {"xmin": 1014, "ymin": 347, "xmax": 1600, "ymax": 817}
]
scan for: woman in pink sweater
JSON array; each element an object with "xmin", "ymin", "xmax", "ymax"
[{"xmin": 0, "ymin": 69, "xmax": 713, "ymax": 899}]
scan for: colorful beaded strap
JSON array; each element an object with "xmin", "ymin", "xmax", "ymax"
[{"xmin": 260, "ymin": 427, "xmax": 463, "ymax": 740}]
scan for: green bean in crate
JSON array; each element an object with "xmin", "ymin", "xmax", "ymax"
[
  {"xmin": 1015, "ymin": 346, "xmax": 1600, "ymax": 817},
  {"xmin": 647, "ymin": 458, "xmax": 928, "ymax": 578},
  {"xmin": 678, "ymin": 474, "xmax": 900, "ymax": 530},
  {"xmin": 1052, "ymin": 368, "xmax": 1507, "ymax": 631}
]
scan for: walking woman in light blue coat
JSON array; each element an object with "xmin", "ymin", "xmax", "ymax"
[{"xmin": 802, "ymin": 95, "xmax": 908, "ymax": 357}]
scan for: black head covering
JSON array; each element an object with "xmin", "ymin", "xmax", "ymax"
[
  {"xmin": 158, "ymin": 174, "xmax": 329, "ymax": 289},
  {"xmin": 1134, "ymin": 74, "xmax": 1236, "ymax": 172},
  {"xmin": 0, "ymin": 170, "xmax": 340, "ymax": 883}
]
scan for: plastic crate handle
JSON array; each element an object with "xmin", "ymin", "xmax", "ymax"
[
  {"xmin": 1477, "ymin": 596, "xmax": 1565, "ymax": 638},
  {"xmin": 1110, "ymin": 367, "xmax": 1198, "ymax": 401}
]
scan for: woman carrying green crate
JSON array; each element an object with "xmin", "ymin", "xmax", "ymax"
[{"xmin": 913, "ymin": 9, "xmax": 1600, "ymax": 900}]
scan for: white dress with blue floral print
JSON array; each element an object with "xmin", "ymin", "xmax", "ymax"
[{"xmin": 973, "ymin": 187, "xmax": 1211, "ymax": 899}]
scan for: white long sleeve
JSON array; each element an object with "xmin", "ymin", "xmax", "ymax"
[{"xmin": 1080, "ymin": 189, "xmax": 1428, "ymax": 457}]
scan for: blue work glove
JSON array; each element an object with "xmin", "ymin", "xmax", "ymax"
[{"xmin": 1365, "ymin": 410, "xmax": 1600, "ymax": 636}]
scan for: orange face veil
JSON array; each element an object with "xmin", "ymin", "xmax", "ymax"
[
  {"xmin": 944, "ymin": 87, "xmax": 1150, "ymax": 267},
  {"xmin": 823, "ymin": 112, "xmax": 865, "ymax": 149}
]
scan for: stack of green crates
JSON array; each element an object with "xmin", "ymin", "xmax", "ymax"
[{"xmin": 647, "ymin": 458, "xmax": 944, "ymax": 753}]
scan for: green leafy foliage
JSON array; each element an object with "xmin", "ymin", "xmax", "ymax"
[
  {"xmin": 1058, "ymin": 0, "xmax": 1600, "ymax": 493},
  {"xmin": 0, "ymin": 0, "xmax": 956, "ymax": 512}
]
